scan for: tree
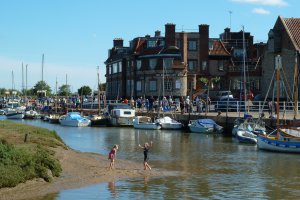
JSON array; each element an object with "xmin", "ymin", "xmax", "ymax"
[
  {"xmin": 99, "ymin": 83, "xmax": 106, "ymax": 91},
  {"xmin": 78, "ymin": 86, "xmax": 92, "ymax": 96},
  {"xmin": 58, "ymin": 84, "xmax": 71, "ymax": 96},
  {"xmin": 32, "ymin": 81, "xmax": 52, "ymax": 95}
]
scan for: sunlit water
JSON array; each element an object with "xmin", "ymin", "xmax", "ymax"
[{"xmin": 4, "ymin": 117, "xmax": 300, "ymax": 199}]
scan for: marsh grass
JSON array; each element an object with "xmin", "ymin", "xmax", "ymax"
[{"xmin": 0, "ymin": 121, "xmax": 67, "ymax": 188}]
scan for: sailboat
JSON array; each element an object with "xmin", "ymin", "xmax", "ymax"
[
  {"xmin": 154, "ymin": 59, "xmax": 183, "ymax": 130},
  {"xmin": 89, "ymin": 66, "xmax": 110, "ymax": 126},
  {"xmin": 233, "ymin": 26, "xmax": 265, "ymax": 143},
  {"xmin": 257, "ymin": 54, "xmax": 300, "ymax": 153}
]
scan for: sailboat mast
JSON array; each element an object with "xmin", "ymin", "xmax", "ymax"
[
  {"xmin": 97, "ymin": 66, "xmax": 101, "ymax": 115},
  {"xmin": 55, "ymin": 77, "xmax": 58, "ymax": 113},
  {"xmin": 293, "ymin": 52, "xmax": 298, "ymax": 119},
  {"xmin": 276, "ymin": 55, "xmax": 281, "ymax": 126},
  {"xmin": 66, "ymin": 74, "xmax": 68, "ymax": 113},
  {"xmin": 41, "ymin": 54, "xmax": 44, "ymax": 82},
  {"xmin": 242, "ymin": 26, "xmax": 247, "ymax": 112}
]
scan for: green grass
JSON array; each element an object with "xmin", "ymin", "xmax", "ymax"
[{"xmin": 0, "ymin": 120, "xmax": 67, "ymax": 188}]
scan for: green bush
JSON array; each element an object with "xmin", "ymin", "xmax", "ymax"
[{"xmin": 0, "ymin": 141, "xmax": 62, "ymax": 188}]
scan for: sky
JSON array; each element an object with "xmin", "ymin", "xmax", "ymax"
[{"xmin": 0, "ymin": 0, "xmax": 298, "ymax": 93}]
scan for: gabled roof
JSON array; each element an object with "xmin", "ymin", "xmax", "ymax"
[
  {"xmin": 281, "ymin": 16, "xmax": 300, "ymax": 51},
  {"xmin": 209, "ymin": 40, "xmax": 231, "ymax": 56}
]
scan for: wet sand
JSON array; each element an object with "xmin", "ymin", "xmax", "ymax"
[{"xmin": 0, "ymin": 147, "xmax": 166, "ymax": 200}]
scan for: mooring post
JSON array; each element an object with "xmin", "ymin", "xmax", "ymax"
[{"xmin": 24, "ymin": 133, "xmax": 28, "ymax": 143}]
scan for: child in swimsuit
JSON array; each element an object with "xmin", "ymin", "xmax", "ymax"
[
  {"xmin": 108, "ymin": 144, "xmax": 118, "ymax": 170},
  {"xmin": 138, "ymin": 141, "xmax": 153, "ymax": 170}
]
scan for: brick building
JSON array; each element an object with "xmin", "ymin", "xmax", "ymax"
[
  {"xmin": 261, "ymin": 16, "xmax": 300, "ymax": 99},
  {"xmin": 105, "ymin": 23, "xmax": 234, "ymax": 101},
  {"xmin": 220, "ymin": 28, "xmax": 266, "ymax": 98}
]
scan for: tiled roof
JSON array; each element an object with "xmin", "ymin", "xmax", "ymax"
[
  {"xmin": 282, "ymin": 17, "xmax": 300, "ymax": 51},
  {"xmin": 209, "ymin": 40, "xmax": 231, "ymax": 56}
]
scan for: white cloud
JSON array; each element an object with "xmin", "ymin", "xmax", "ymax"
[
  {"xmin": 252, "ymin": 8, "xmax": 271, "ymax": 14},
  {"xmin": 231, "ymin": 0, "xmax": 288, "ymax": 7}
]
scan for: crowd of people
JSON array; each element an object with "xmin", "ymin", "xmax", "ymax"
[{"xmin": 121, "ymin": 95, "xmax": 211, "ymax": 114}]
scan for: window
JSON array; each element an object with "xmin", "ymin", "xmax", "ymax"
[
  {"xmin": 176, "ymin": 40, "xmax": 181, "ymax": 49},
  {"xmin": 163, "ymin": 58, "xmax": 173, "ymax": 69},
  {"xmin": 149, "ymin": 59, "xmax": 157, "ymax": 70},
  {"xmin": 147, "ymin": 40, "xmax": 157, "ymax": 48},
  {"xmin": 136, "ymin": 81, "xmax": 142, "ymax": 91},
  {"xmin": 218, "ymin": 60, "xmax": 224, "ymax": 71},
  {"xmin": 158, "ymin": 40, "xmax": 165, "ymax": 47},
  {"xmin": 175, "ymin": 79, "xmax": 181, "ymax": 89},
  {"xmin": 164, "ymin": 79, "xmax": 173, "ymax": 91},
  {"xmin": 188, "ymin": 40, "xmax": 197, "ymax": 51},
  {"xmin": 188, "ymin": 60, "xmax": 197, "ymax": 71},
  {"xmin": 149, "ymin": 80, "xmax": 157, "ymax": 91},
  {"xmin": 113, "ymin": 63, "xmax": 118, "ymax": 73},
  {"xmin": 136, "ymin": 60, "xmax": 142, "ymax": 70},
  {"xmin": 118, "ymin": 61, "xmax": 122, "ymax": 72},
  {"xmin": 201, "ymin": 61, "xmax": 207, "ymax": 71}
]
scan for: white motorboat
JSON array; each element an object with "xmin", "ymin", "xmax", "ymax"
[
  {"xmin": 133, "ymin": 116, "xmax": 161, "ymax": 130},
  {"xmin": 154, "ymin": 116, "xmax": 183, "ymax": 130},
  {"xmin": 59, "ymin": 112, "xmax": 91, "ymax": 127},
  {"xmin": 105, "ymin": 103, "xmax": 135, "ymax": 126},
  {"xmin": 6, "ymin": 110, "xmax": 25, "ymax": 119},
  {"xmin": 235, "ymin": 117, "xmax": 266, "ymax": 144},
  {"xmin": 188, "ymin": 118, "xmax": 223, "ymax": 133}
]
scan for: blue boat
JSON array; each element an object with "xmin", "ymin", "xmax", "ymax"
[{"xmin": 257, "ymin": 131, "xmax": 300, "ymax": 153}]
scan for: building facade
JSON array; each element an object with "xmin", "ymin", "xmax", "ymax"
[
  {"xmin": 105, "ymin": 23, "xmax": 235, "ymax": 100},
  {"xmin": 261, "ymin": 16, "xmax": 300, "ymax": 99}
]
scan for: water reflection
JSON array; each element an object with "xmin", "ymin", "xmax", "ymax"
[{"xmin": 6, "ymin": 118, "xmax": 300, "ymax": 199}]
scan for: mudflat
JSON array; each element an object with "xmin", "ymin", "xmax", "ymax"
[{"xmin": 0, "ymin": 146, "xmax": 165, "ymax": 200}]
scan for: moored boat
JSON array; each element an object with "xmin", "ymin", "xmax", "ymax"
[
  {"xmin": 188, "ymin": 118, "xmax": 223, "ymax": 133},
  {"xmin": 133, "ymin": 116, "xmax": 161, "ymax": 130},
  {"xmin": 154, "ymin": 116, "xmax": 182, "ymax": 130},
  {"xmin": 59, "ymin": 112, "xmax": 91, "ymax": 127}
]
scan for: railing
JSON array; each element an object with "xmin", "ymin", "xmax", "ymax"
[{"xmin": 77, "ymin": 100, "xmax": 300, "ymax": 116}]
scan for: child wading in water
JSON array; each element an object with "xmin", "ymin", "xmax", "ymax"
[
  {"xmin": 108, "ymin": 144, "xmax": 119, "ymax": 170},
  {"xmin": 138, "ymin": 141, "xmax": 153, "ymax": 170}
]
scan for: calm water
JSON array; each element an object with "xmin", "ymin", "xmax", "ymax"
[{"xmin": 6, "ymin": 118, "xmax": 300, "ymax": 199}]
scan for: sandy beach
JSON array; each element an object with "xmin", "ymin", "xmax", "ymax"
[{"xmin": 0, "ymin": 146, "xmax": 167, "ymax": 200}]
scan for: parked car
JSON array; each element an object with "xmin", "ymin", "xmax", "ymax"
[
  {"xmin": 215, "ymin": 98, "xmax": 245, "ymax": 111},
  {"xmin": 216, "ymin": 91, "xmax": 234, "ymax": 100}
]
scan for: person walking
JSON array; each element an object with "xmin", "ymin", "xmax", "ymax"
[
  {"xmin": 108, "ymin": 144, "xmax": 119, "ymax": 170},
  {"xmin": 138, "ymin": 141, "xmax": 153, "ymax": 170}
]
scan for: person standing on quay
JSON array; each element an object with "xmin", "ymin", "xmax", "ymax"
[
  {"xmin": 108, "ymin": 144, "xmax": 119, "ymax": 170},
  {"xmin": 138, "ymin": 141, "xmax": 153, "ymax": 170}
]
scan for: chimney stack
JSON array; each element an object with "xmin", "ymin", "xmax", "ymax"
[
  {"xmin": 155, "ymin": 30, "xmax": 161, "ymax": 37},
  {"xmin": 165, "ymin": 23, "xmax": 176, "ymax": 47},
  {"xmin": 113, "ymin": 38, "xmax": 123, "ymax": 47},
  {"xmin": 199, "ymin": 24, "xmax": 209, "ymax": 65}
]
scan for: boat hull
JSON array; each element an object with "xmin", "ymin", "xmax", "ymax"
[
  {"xmin": 6, "ymin": 112, "xmax": 24, "ymax": 119},
  {"xmin": 236, "ymin": 130, "xmax": 257, "ymax": 144},
  {"xmin": 257, "ymin": 135, "xmax": 300, "ymax": 153}
]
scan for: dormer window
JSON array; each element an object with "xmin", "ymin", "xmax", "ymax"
[{"xmin": 147, "ymin": 40, "xmax": 157, "ymax": 48}]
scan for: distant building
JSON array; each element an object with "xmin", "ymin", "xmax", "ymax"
[
  {"xmin": 261, "ymin": 16, "xmax": 300, "ymax": 99},
  {"xmin": 220, "ymin": 28, "xmax": 266, "ymax": 98},
  {"xmin": 105, "ymin": 23, "xmax": 234, "ymax": 100}
]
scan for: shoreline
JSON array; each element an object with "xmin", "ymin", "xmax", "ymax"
[{"xmin": 0, "ymin": 146, "xmax": 168, "ymax": 200}]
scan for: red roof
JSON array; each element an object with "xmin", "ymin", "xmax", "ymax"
[
  {"xmin": 282, "ymin": 17, "xmax": 300, "ymax": 51},
  {"xmin": 209, "ymin": 40, "xmax": 231, "ymax": 56}
]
